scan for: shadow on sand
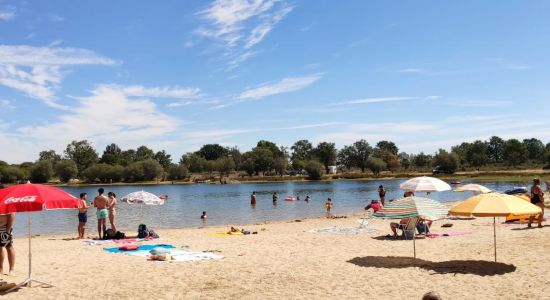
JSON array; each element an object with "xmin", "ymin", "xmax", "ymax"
[{"xmin": 347, "ymin": 256, "xmax": 516, "ymax": 276}]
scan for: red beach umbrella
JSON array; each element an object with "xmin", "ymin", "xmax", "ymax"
[{"xmin": 0, "ymin": 183, "xmax": 81, "ymax": 292}]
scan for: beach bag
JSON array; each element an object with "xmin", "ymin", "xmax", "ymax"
[
  {"xmin": 104, "ymin": 228, "xmax": 116, "ymax": 240},
  {"xmin": 114, "ymin": 231, "xmax": 126, "ymax": 239},
  {"xmin": 138, "ymin": 224, "xmax": 149, "ymax": 238}
]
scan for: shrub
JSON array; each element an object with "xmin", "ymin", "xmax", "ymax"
[{"xmin": 304, "ymin": 160, "xmax": 325, "ymax": 180}]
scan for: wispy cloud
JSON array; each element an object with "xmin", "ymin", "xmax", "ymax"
[
  {"xmin": 0, "ymin": 45, "xmax": 117, "ymax": 108},
  {"xmin": 397, "ymin": 68, "xmax": 427, "ymax": 74},
  {"xmin": 196, "ymin": 0, "xmax": 293, "ymax": 69},
  {"xmin": 14, "ymin": 84, "xmax": 179, "ymax": 159},
  {"xmin": 237, "ymin": 74, "xmax": 321, "ymax": 100},
  {"xmin": 328, "ymin": 96, "xmax": 423, "ymax": 107},
  {"xmin": 0, "ymin": 99, "xmax": 14, "ymax": 111},
  {"xmin": 440, "ymin": 99, "xmax": 509, "ymax": 108},
  {"xmin": 114, "ymin": 85, "xmax": 202, "ymax": 99},
  {"xmin": 0, "ymin": 6, "xmax": 16, "ymax": 21}
]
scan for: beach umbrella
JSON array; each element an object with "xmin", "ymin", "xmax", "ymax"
[
  {"xmin": 0, "ymin": 183, "xmax": 80, "ymax": 291},
  {"xmin": 449, "ymin": 192, "xmax": 541, "ymax": 262},
  {"xmin": 373, "ymin": 197, "xmax": 449, "ymax": 258},
  {"xmin": 454, "ymin": 183, "xmax": 492, "ymax": 194},
  {"xmin": 400, "ymin": 176, "xmax": 451, "ymax": 193},
  {"xmin": 121, "ymin": 191, "xmax": 165, "ymax": 224}
]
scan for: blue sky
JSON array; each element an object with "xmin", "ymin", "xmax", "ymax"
[{"xmin": 1, "ymin": 0, "xmax": 550, "ymax": 163}]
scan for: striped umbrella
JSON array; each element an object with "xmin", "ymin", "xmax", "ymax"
[
  {"xmin": 373, "ymin": 197, "xmax": 449, "ymax": 220},
  {"xmin": 373, "ymin": 197, "xmax": 448, "ymax": 259},
  {"xmin": 454, "ymin": 184, "xmax": 492, "ymax": 194},
  {"xmin": 400, "ymin": 176, "xmax": 451, "ymax": 192}
]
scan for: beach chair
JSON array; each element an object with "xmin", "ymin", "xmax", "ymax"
[{"xmin": 399, "ymin": 217, "xmax": 419, "ymax": 240}]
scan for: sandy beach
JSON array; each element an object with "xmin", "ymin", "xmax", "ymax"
[{"xmin": 1, "ymin": 213, "xmax": 549, "ymax": 300}]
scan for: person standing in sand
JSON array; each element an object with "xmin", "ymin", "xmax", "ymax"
[
  {"xmin": 94, "ymin": 188, "xmax": 109, "ymax": 239},
  {"xmin": 0, "ymin": 213, "xmax": 15, "ymax": 275},
  {"xmin": 378, "ymin": 185, "xmax": 386, "ymax": 206},
  {"xmin": 107, "ymin": 192, "xmax": 117, "ymax": 233},
  {"xmin": 77, "ymin": 193, "xmax": 89, "ymax": 239},
  {"xmin": 251, "ymin": 191, "xmax": 257, "ymax": 206},
  {"xmin": 528, "ymin": 178, "xmax": 545, "ymax": 228}
]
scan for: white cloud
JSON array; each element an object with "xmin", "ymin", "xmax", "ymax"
[
  {"xmin": 196, "ymin": 0, "xmax": 293, "ymax": 68},
  {"xmin": 0, "ymin": 45, "xmax": 117, "ymax": 108},
  {"xmin": 237, "ymin": 74, "xmax": 321, "ymax": 100},
  {"xmin": 0, "ymin": 6, "xmax": 16, "ymax": 21},
  {"xmin": 114, "ymin": 85, "xmax": 202, "ymax": 99},
  {"xmin": 397, "ymin": 68, "xmax": 427, "ymax": 73},
  {"xmin": 0, "ymin": 99, "xmax": 14, "ymax": 110},
  {"xmin": 4, "ymin": 84, "xmax": 179, "ymax": 162},
  {"xmin": 48, "ymin": 39, "xmax": 64, "ymax": 47}
]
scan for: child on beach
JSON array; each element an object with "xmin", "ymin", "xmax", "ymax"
[
  {"xmin": 77, "ymin": 193, "xmax": 89, "ymax": 239},
  {"xmin": 325, "ymin": 198, "xmax": 333, "ymax": 216},
  {"xmin": 201, "ymin": 211, "xmax": 207, "ymax": 221}
]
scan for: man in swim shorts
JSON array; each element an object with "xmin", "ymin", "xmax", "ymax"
[
  {"xmin": 77, "ymin": 193, "xmax": 89, "ymax": 239},
  {"xmin": 94, "ymin": 188, "xmax": 109, "ymax": 239}
]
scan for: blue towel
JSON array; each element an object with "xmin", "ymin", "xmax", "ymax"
[{"xmin": 103, "ymin": 244, "xmax": 175, "ymax": 253}]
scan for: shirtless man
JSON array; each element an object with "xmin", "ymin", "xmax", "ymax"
[
  {"xmin": 250, "ymin": 191, "xmax": 257, "ymax": 206},
  {"xmin": 77, "ymin": 193, "xmax": 89, "ymax": 239},
  {"xmin": 0, "ymin": 213, "xmax": 15, "ymax": 275},
  {"xmin": 94, "ymin": 188, "xmax": 109, "ymax": 239}
]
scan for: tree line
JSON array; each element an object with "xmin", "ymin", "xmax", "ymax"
[{"xmin": 1, "ymin": 136, "xmax": 549, "ymax": 184}]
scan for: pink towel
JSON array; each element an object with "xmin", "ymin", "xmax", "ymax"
[{"xmin": 427, "ymin": 231, "xmax": 472, "ymax": 238}]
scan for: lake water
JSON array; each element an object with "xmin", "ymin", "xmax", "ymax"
[{"xmin": 11, "ymin": 179, "xmax": 532, "ymax": 236}]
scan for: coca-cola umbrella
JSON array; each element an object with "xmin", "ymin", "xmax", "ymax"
[{"xmin": 0, "ymin": 183, "xmax": 81, "ymax": 292}]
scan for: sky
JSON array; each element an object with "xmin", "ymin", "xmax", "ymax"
[{"xmin": 1, "ymin": 0, "xmax": 550, "ymax": 163}]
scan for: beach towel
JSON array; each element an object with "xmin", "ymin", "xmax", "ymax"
[
  {"xmin": 104, "ymin": 244, "xmax": 175, "ymax": 254},
  {"xmin": 82, "ymin": 239, "xmax": 114, "ymax": 246},
  {"xmin": 109, "ymin": 247, "xmax": 223, "ymax": 261},
  {"xmin": 426, "ymin": 231, "xmax": 472, "ymax": 238},
  {"xmin": 208, "ymin": 231, "xmax": 244, "ymax": 237},
  {"xmin": 308, "ymin": 226, "xmax": 378, "ymax": 235}
]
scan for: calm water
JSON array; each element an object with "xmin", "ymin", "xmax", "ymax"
[{"xmin": 11, "ymin": 179, "xmax": 531, "ymax": 236}]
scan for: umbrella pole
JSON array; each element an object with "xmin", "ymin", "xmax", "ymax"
[
  {"xmin": 493, "ymin": 217, "xmax": 497, "ymax": 262},
  {"xmin": 7, "ymin": 212, "xmax": 53, "ymax": 293}
]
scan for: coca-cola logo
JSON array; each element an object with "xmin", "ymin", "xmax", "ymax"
[{"xmin": 4, "ymin": 196, "xmax": 37, "ymax": 204}]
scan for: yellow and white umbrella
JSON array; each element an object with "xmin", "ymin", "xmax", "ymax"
[
  {"xmin": 449, "ymin": 193, "xmax": 541, "ymax": 262},
  {"xmin": 454, "ymin": 183, "xmax": 492, "ymax": 194}
]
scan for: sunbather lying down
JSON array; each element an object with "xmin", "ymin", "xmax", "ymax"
[{"xmin": 227, "ymin": 227, "xmax": 241, "ymax": 234}]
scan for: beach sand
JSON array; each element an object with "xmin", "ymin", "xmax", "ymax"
[{"xmin": 2, "ymin": 214, "xmax": 550, "ymax": 299}]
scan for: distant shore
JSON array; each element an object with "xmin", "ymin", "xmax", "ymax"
[{"xmin": 48, "ymin": 168, "xmax": 550, "ymax": 187}]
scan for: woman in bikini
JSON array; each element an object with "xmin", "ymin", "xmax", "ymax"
[
  {"xmin": 107, "ymin": 192, "xmax": 117, "ymax": 232},
  {"xmin": 528, "ymin": 178, "xmax": 545, "ymax": 228}
]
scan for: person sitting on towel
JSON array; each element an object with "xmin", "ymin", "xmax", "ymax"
[{"xmin": 365, "ymin": 200, "xmax": 382, "ymax": 212}]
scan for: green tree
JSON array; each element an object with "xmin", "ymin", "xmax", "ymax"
[
  {"xmin": 256, "ymin": 140, "xmax": 283, "ymax": 158},
  {"xmin": 337, "ymin": 145, "xmax": 356, "ymax": 170},
  {"xmin": 367, "ymin": 157, "xmax": 386, "ymax": 176},
  {"xmin": 30, "ymin": 161, "xmax": 53, "ymax": 183},
  {"xmin": 180, "ymin": 153, "xmax": 206, "ymax": 173},
  {"xmin": 304, "ymin": 160, "xmax": 325, "ymax": 180},
  {"xmin": 154, "ymin": 150, "xmax": 172, "ymax": 169},
  {"xmin": 291, "ymin": 139, "xmax": 313, "ymax": 169},
  {"xmin": 124, "ymin": 159, "xmax": 163, "ymax": 182},
  {"xmin": 413, "ymin": 152, "xmax": 431, "ymax": 168},
  {"xmin": 398, "ymin": 152, "xmax": 412, "ymax": 170},
  {"xmin": 274, "ymin": 156, "xmax": 288, "ymax": 176},
  {"xmin": 252, "ymin": 148, "xmax": 274, "ymax": 175},
  {"xmin": 240, "ymin": 157, "xmax": 255, "ymax": 176},
  {"xmin": 503, "ymin": 139, "xmax": 528, "ymax": 166},
  {"xmin": 451, "ymin": 142, "xmax": 471, "ymax": 167},
  {"xmin": 352, "ymin": 139, "xmax": 373, "ymax": 172},
  {"xmin": 313, "ymin": 142, "xmax": 337, "ymax": 173},
  {"xmin": 136, "ymin": 146, "xmax": 155, "ymax": 161},
  {"xmin": 432, "ymin": 149, "xmax": 459, "ymax": 173},
  {"xmin": 465, "ymin": 140, "xmax": 489, "ymax": 167},
  {"xmin": 38, "ymin": 150, "xmax": 61, "ymax": 165},
  {"xmin": 120, "ymin": 149, "xmax": 137, "ymax": 166},
  {"xmin": 0, "ymin": 166, "xmax": 26, "ymax": 183},
  {"xmin": 376, "ymin": 141, "xmax": 398, "ymax": 156},
  {"xmin": 100, "ymin": 143, "xmax": 123, "ymax": 165},
  {"xmin": 55, "ymin": 160, "xmax": 78, "ymax": 182},
  {"xmin": 215, "ymin": 156, "xmax": 236, "ymax": 177},
  {"xmin": 167, "ymin": 164, "xmax": 188, "ymax": 180},
  {"xmin": 228, "ymin": 147, "xmax": 242, "ymax": 169},
  {"xmin": 523, "ymin": 138, "xmax": 545, "ymax": 163},
  {"xmin": 488, "ymin": 136, "xmax": 505, "ymax": 163},
  {"xmin": 82, "ymin": 163, "xmax": 120, "ymax": 182},
  {"xmin": 64, "ymin": 140, "xmax": 99, "ymax": 173},
  {"xmin": 197, "ymin": 144, "xmax": 229, "ymax": 161}
]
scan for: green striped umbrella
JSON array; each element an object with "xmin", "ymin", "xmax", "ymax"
[
  {"xmin": 373, "ymin": 197, "xmax": 448, "ymax": 259},
  {"xmin": 373, "ymin": 197, "xmax": 448, "ymax": 220}
]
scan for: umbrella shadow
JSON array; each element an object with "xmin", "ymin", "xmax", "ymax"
[
  {"xmin": 347, "ymin": 256, "xmax": 516, "ymax": 276},
  {"xmin": 511, "ymin": 224, "xmax": 550, "ymax": 231},
  {"xmin": 371, "ymin": 235, "xmax": 426, "ymax": 241}
]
